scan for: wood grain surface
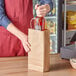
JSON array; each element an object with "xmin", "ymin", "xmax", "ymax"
[{"xmin": 0, "ymin": 54, "xmax": 76, "ymax": 76}]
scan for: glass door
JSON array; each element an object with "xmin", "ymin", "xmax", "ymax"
[{"xmin": 33, "ymin": 0, "xmax": 61, "ymax": 54}]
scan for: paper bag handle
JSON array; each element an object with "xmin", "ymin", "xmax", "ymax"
[{"xmin": 30, "ymin": 17, "xmax": 45, "ymax": 30}]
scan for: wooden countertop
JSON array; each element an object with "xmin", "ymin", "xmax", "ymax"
[{"xmin": 0, "ymin": 54, "xmax": 76, "ymax": 76}]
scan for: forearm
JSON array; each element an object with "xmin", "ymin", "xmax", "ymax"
[
  {"xmin": 7, "ymin": 23, "xmax": 27, "ymax": 41},
  {"xmin": 7, "ymin": 23, "xmax": 30, "ymax": 52}
]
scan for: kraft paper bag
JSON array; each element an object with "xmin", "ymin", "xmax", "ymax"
[{"xmin": 28, "ymin": 29, "xmax": 50, "ymax": 72}]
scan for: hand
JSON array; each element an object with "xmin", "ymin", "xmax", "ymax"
[
  {"xmin": 35, "ymin": 4, "xmax": 50, "ymax": 17},
  {"xmin": 21, "ymin": 34, "xmax": 31, "ymax": 53},
  {"xmin": 7, "ymin": 23, "xmax": 31, "ymax": 53}
]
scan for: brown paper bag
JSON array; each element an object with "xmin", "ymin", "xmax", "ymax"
[{"xmin": 28, "ymin": 29, "xmax": 50, "ymax": 72}]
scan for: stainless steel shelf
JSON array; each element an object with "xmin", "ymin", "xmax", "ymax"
[
  {"xmin": 45, "ymin": 16, "xmax": 56, "ymax": 19},
  {"xmin": 67, "ymin": 29, "xmax": 76, "ymax": 32},
  {"xmin": 67, "ymin": 1, "xmax": 76, "ymax": 5},
  {"xmin": 50, "ymin": 51, "xmax": 57, "ymax": 54},
  {"xmin": 63, "ymin": 0, "xmax": 76, "ymax": 46},
  {"xmin": 50, "ymin": 34, "xmax": 56, "ymax": 37}
]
